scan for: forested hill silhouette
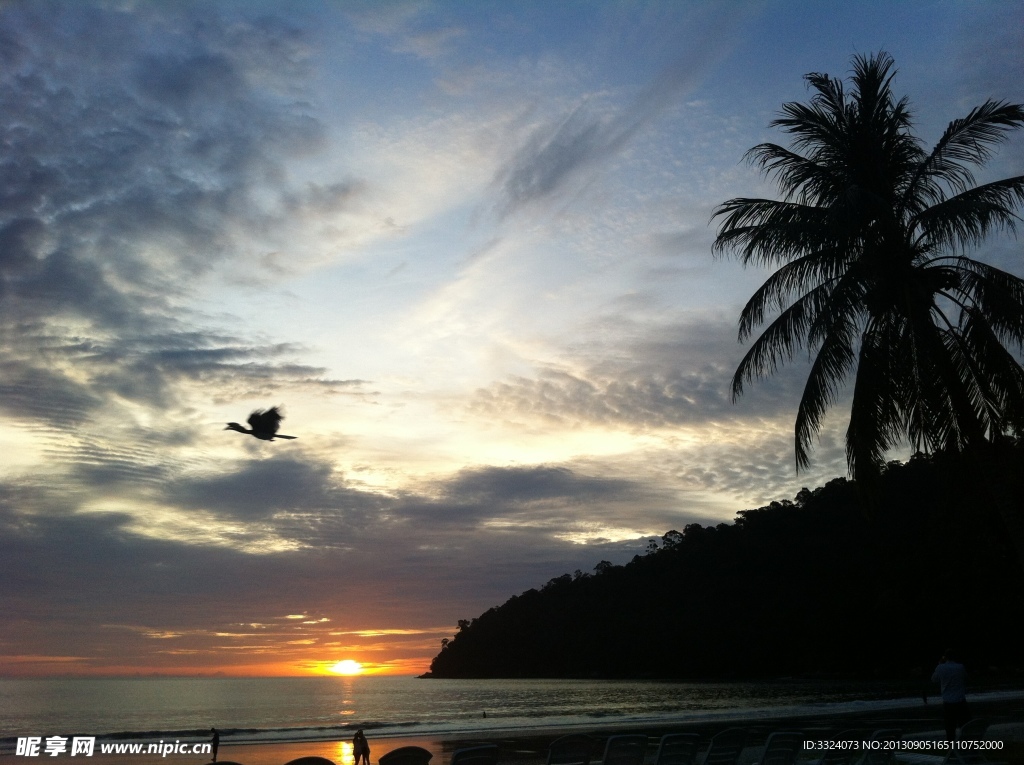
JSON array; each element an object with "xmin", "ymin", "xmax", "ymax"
[{"xmin": 425, "ymin": 443, "xmax": 1024, "ymax": 680}]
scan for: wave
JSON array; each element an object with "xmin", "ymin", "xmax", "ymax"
[{"xmin": 4, "ymin": 686, "xmax": 1023, "ymax": 756}]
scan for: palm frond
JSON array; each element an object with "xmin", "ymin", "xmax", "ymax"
[
  {"xmin": 737, "ymin": 247, "xmax": 849, "ymax": 340},
  {"xmin": 731, "ymin": 281, "xmax": 834, "ymax": 399},
  {"xmin": 845, "ymin": 320, "xmax": 903, "ymax": 477},
  {"xmin": 959, "ymin": 308, "xmax": 1024, "ymax": 431},
  {"xmin": 794, "ymin": 310, "xmax": 859, "ymax": 469},
  {"xmin": 947, "ymin": 258, "xmax": 1024, "ymax": 345},
  {"xmin": 712, "ymin": 198, "xmax": 846, "ymax": 267},
  {"xmin": 771, "ymin": 72, "xmax": 849, "ymax": 157},
  {"xmin": 850, "ymin": 52, "xmax": 898, "ymax": 115},
  {"xmin": 938, "ymin": 328, "xmax": 993, "ymax": 449},
  {"xmin": 900, "ymin": 324, "xmax": 951, "ymax": 453},
  {"xmin": 914, "ymin": 175, "xmax": 1024, "ymax": 250},
  {"xmin": 743, "ymin": 143, "xmax": 846, "ymax": 204},
  {"xmin": 904, "ymin": 101, "xmax": 1024, "ymax": 205},
  {"xmin": 900, "ymin": 308, "xmax": 975, "ymax": 452}
]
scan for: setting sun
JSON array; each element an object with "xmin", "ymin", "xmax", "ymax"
[{"xmin": 329, "ymin": 660, "xmax": 364, "ymax": 676}]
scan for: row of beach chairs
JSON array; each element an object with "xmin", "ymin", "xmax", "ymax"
[
  {"xmin": 434, "ymin": 721, "xmax": 1001, "ymax": 765},
  {"xmin": 212, "ymin": 719, "xmax": 1002, "ymax": 765}
]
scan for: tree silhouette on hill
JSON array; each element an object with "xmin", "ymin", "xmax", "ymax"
[{"xmin": 425, "ymin": 445, "xmax": 1024, "ymax": 680}]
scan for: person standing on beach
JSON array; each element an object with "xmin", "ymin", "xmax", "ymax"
[
  {"xmin": 353, "ymin": 728, "xmax": 370, "ymax": 765},
  {"xmin": 210, "ymin": 728, "xmax": 220, "ymax": 763},
  {"xmin": 931, "ymin": 650, "xmax": 969, "ymax": 741}
]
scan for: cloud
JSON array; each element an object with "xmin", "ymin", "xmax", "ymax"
[
  {"xmin": 492, "ymin": 6, "xmax": 745, "ymax": 217},
  {"xmin": 471, "ymin": 366, "xmax": 731, "ymax": 431},
  {"xmin": 390, "ymin": 463, "xmax": 669, "ymax": 534},
  {"xmin": 6, "ymin": 0, "xmax": 998, "ymax": 678},
  {"xmin": 445, "ymin": 464, "xmax": 636, "ymax": 504},
  {"xmin": 167, "ymin": 453, "xmax": 381, "ymax": 521},
  {"xmin": 0, "ymin": 358, "xmax": 102, "ymax": 427},
  {"xmin": 466, "ymin": 314, "xmax": 810, "ymax": 431},
  {"xmin": 344, "ymin": 2, "xmax": 464, "ymax": 61},
  {"xmin": 0, "ymin": 454, "xmax": 668, "ymax": 673},
  {"xmin": 0, "ymin": 7, "xmax": 381, "ymax": 593},
  {"xmin": 0, "ymin": 48, "xmax": 363, "ymax": 465},
  {"xmin": 457, "ymin": 310, "xmax": 856, "ymax": 509},
  {"xmin": 0, "ymin": 2, "xmax": 351, "ymax": 426}
]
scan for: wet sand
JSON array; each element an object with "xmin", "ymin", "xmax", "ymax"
[{"xmin": 10, "ymin": 693, "xmax": 1022, "ymax": 765}]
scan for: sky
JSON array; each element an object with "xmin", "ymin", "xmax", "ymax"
[{"xmin": 1, "ymin": 0, "xmax": 1022, "ymax": 677}]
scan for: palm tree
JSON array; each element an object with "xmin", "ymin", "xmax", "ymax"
[{"xmin": 713, "ymin": 52, "xmax": 1024, "ymax": 481}]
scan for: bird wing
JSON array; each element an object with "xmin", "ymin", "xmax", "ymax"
[
  {"xmin": 247, "ymin": 407, "xmax": 283, "ymax": 436},
  {"xmin": 246, "ymin": 408, "xmax": 266, "ymax": 430}
]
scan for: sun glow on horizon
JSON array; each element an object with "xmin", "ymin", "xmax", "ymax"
[{"xmin": 328, "ymin": 659, "xmax": 364, "ymax": 676}]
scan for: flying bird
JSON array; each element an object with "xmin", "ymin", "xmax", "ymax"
[{"xmin": 225, "ymin": 406, "xmax": 297, "ymax": 441}]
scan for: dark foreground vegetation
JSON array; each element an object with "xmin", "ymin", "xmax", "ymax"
[{"xmin": 425, "ymin": 443, "xmax": 1024, "ymax": 680}]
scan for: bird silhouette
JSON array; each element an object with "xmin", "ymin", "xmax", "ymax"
[{"xmin": 225, "ymin": 406, "xmax": 298, "ymax": 441}]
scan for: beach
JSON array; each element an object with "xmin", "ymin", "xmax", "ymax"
[{"xmin": 11, "ymin": 693, "xmax": 1021, "ymax": 765}]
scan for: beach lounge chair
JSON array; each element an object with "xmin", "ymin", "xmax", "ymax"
[
  {"xmin": 380, "ymin": 747, "xmax": 434, "ymax": 765},
  {"xmin": 450, "ymin": 745, "xmax": 499, "ymax": 765},
  {"xmin": 283, "ymin": 758, "xmax": 336, "ymax": 765},
  {"xmin": 933, "ymin": 719, "xmax": 996, "ymax": 765},
  {"xmin": 894, "ymin": 720, "xmax": 1002, "ymax": 765},
  {"xmin": 702, "ymin": 728, "xmax": 746, "ymax": 765},
  {"xmin": 599, "ymin": 735, "xmax": 647, "ymax": 765},
  {"xmin": 957, "ymin": 719, "xmax": 989, "ymax": 743},
  {"xmin": 547, "ymin": 735, "xmax": 595, "ymax": 765},
  {"xmin": 754, "ymin": 731, "xmax": 804, "ymax": 765},
  {"xmin": 651, "ymin": 733, "xmax": 701, "ymax": 765}
]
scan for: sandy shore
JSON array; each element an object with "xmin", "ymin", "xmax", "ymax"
[{"xmin": 5, "ymin": 694, "xmax": 1023, "ymax": 765}]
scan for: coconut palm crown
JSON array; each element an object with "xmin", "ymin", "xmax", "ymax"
[{"xmin": 713, "ymin": 52, "xmax": 1024, "ymax": 479}]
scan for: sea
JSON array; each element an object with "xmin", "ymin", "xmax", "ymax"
[{"xmin": 2, "ymin": 676, "xmax": 1021, "ymax": 754}]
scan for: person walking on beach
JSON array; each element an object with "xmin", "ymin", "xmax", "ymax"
[
  {"xmin": 932, "ymin": 649, "xmax": 969, "ymax": 741},
  {"xmin": 210, "ymin": 728, "xmax": 220, "ymax": 763},
  {"xmin": 353, "ymin": 728, "xmax": 370, "ymax": 765}
]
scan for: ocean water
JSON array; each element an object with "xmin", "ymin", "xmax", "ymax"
[{"xmin": 1, "ymin": 676, "xmax": 1019, "ymax": 753}]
